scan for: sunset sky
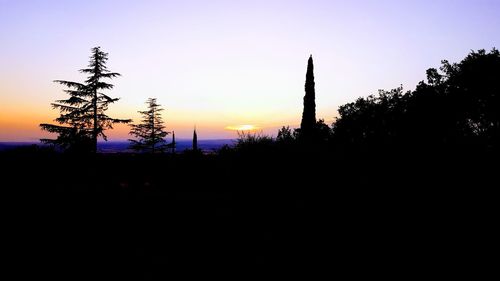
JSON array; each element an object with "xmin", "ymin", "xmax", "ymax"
[{"xmin": 1, "ymin": 0, "xmax": 499, "ymax": 141}]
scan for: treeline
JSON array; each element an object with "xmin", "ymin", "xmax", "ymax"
[
  {"xmin": 239, "ymin": 48, "xmax": 500, "ymax": 156},
  {"xmin": 39, "ymin": 47, "xmax": 500, "ymax": 155},
  {"xmin": 333, "ymin": 48, "xmax": 500, "ymax": 153},
  {"xmin": 6, "ymin": 47, "xmax": 498, "ymax": 277}
]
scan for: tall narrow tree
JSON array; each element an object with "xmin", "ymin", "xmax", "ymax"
[
  {"xmin": 300, "ymin": 55, "xmax": 316, "ymax": 138},
  {"xmin": 171, "ymin": 131, "xmax": 176, "ymax": 154},
  {"xmin": 129, "ymin": 98, "xmax": 169, "ymax": 153},
  {"xmin": 193, "ymin": 127, "xmax": 198, "ymax": 150},
  {"xmin": 40, "ymin": 47, "xmax": 130, "ymax": 152}
]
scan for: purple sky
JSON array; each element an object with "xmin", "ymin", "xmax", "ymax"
[{"xmin": 1, "ymin": 0, "xmax": 499, "ymax": 140}]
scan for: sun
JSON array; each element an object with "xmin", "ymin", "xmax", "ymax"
[{"xmin": 225, "ymin": 124, "xmax": 259, "ymax": 131}]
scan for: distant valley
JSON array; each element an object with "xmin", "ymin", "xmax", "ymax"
[{"xmin": 0, "ymin": 139, "xmax": 235, "ymax": 153}]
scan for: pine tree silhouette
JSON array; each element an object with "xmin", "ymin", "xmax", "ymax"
[
  {"xmin": 300, "ymin": 55, "xmax": 316, "ymax": 139},
  {"xmin": 128, "ymin": 98, "xmax": 169, "ymax": 153},
  {"xmin": 40, "ymin": 47, "xmax": 130, "ymax": 152}
]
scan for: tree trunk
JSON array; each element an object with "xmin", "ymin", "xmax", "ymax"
[
  {"xmin": 93, "ymin": 89, "xmax": 98, "ymax": 153},
  {"xmin": 151, "ymin": 107, "xmax": 155, "ymax": 154}
]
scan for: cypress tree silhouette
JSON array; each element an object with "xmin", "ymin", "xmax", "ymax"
[
  {"xmin": 40, "ymin": 47, "xmax": 130, "ymax": 153},
  {"xmin": 128, "ymin": 98, "xmax": 169, "ymax": 153},
  {"xmin": 193, "ymin": 127, "xmax": 198, "ymax": 150},
  {"xmin": 170, "ymin": 131, "xmax": 176, "ymax": 154},
  {"xmin": 300, "ymin": 55, "xmax": 316, "ymax": 139}
]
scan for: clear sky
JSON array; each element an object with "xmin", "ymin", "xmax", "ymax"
[{"xmin": 1, "ymin": 0, "xmax": 499, "ymax": 141}]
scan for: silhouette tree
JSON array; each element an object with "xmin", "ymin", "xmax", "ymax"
[
  {"xmin": 170, "ymin": 131, "xmax": 176, "ymax": 154},
  {"xmin": 437, "ymin": 48, "xmax": 500, "ymax": 147},
  {"xmin": 300, "ymin": 55, "xmax": 316, "ymax": 139},
  {"xmin": 332, "ymin": 86, "xmax": 408, "ymax": 148},
  {"xmin": 314, "ymin": 119, "xmax": 332, "ymax": 143},
  {"xmin": 332, "ymin": 48, "xmax": 500, "ymax": 151},
  {"xmin": 128, "ymin": 98, "xmax": 169, "ymax": 153},
  {"xmin": 276, "ymin": 126, "xmax": 294, "ymax": 144},
  {"xmin": 193, "ymin": 127, "xmax": 198, "ymax": 150},
  {"xmin": 40, "ymin": 47, "xmax": 130, "ymax": 152}
]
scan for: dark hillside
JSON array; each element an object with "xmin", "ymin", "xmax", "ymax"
[{"xmin": 3, "ymin": 146, "xmax": 496, "ymax": 277}]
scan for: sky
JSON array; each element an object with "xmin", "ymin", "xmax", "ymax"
[{"xmin": 1, "ymin": 0, "xmax": 499, "ymax": 141}]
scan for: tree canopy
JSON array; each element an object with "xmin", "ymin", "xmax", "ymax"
[{"xmin": 332, "ymin": 49, "xmax": 500, "ymax": 152}]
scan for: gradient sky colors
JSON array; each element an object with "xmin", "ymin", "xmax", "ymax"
[{"xmin": 1, "ymin": 0, "xmax": 499, "ymax": 141}]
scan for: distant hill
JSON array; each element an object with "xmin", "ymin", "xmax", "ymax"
[
  {"xmin": 0, "ymin": 142, "xmax": 39, "ymax": 151},
  {"xmin": 0, "ymin": 139, "xmax": 235, "ymax": 153}
]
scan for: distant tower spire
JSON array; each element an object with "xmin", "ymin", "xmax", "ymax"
[
  {"xmin": 193, "ymin": 126, "xmax": 198, "ymax": 151},
  {"xmin": 171, "ymin": 130, "xmax": 176, "ymax": 154}
]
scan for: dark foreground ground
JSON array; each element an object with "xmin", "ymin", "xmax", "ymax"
[{"xmin": 2, "ymin": 146, "xmax": 497, "ymax": 278}]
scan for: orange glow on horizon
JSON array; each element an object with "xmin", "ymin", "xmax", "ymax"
[
  {"xmin": 0, "ymin": 89, "xmax": 307, "ymax": 141},
  {"xmin": 225, "ymin": 124, "xmax": 259, "ymax": 131}
]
